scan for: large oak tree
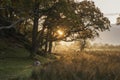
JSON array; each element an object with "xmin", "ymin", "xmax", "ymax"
[{"xmin": 0, "ymin": 0, "xmax": 111, "ymax": 57}]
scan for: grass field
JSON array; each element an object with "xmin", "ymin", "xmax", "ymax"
[
  {"xmin": 0, "ymin": 38, "xmax": 120, "ymax": 80},
  {"xmin": 31, "ymin": 50, "xmax": 120, "ymax": 80},
  {"xmin": 0, "ymin": 38, "xmax": 33, "ymax": 80},
  {"xmin": 0, "ymin": 38, "xmax": 54, "ymax": 80}
]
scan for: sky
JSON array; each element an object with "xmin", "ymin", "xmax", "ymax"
[
  {"xmin": 91, "ymin": 24, "xmax": 120, "ymax": 45},
  {"xmin": 92, "ymin": 0, "xmax": 120, "ymax": 45},
  {"xmin": 78, "ymin": 0, "xmax": 120, "ymax": 24},
  {"xmin": 93, "ymin": 0, "xmax": 120, "ymax": 24},
  {"xmin": 77, "ymin": 0, "xmax": 120, "ymax": 45}
]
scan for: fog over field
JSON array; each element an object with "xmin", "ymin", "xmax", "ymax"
[{"xmin": 92, "ymin": 24, "xmax": 120, "ymax": 45}]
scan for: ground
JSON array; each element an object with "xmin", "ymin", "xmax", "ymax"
[
  {"xmin": 0, "ymin": 37, "xmax": 120, "ymax": 80},
  {"xmin": 0, "ymin": 37, "xmax": 54, "ymax": 80},
  {"xmin": 36, "ymin": 51, "xmax": 120, "ymax": 80}
]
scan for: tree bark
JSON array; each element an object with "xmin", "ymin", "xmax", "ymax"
[
  {"xmin": 80, "ymin": 39, "xmax": 86, "ymax": 51},
  {"xmin": 31, "ymin": 1, "xmax": 39, "ymax": 58},
  {"xmin": 44, "ymin": 29, "xmax": 49, "ymax": 54},
  {"xmin": 48, "ymin": 29, "xmax": 53, "ymax": 54},
  {"xmin": 37, "ymin": 26, "xmax": 46, "ymax": 49},
  {"xmin": 48, "ymin": 40, "xmax": 53, "ymax": 54},
  {"xmin": 45, "ymin": 41, "xmax": 48, "ymax": 54}
]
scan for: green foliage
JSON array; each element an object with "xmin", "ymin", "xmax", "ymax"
[
  {"xmin": 0, "ymin": 37, "xmax": 54, "ymax": 80},
  {"xmin": 0, "ymin": 0, "xmax": 111, "ymax": 54},
  {"xmin": 43, "ymin": 0, "xmax": 111, "ymax": 41},
  {"xmin": 0, "ymin": 39, "xmax": 33, "ymax": 80}
]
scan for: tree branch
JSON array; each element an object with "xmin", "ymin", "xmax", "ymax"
[{"xmin": 0, "ymin": 18, "xmax": 25, "ymax": 30}]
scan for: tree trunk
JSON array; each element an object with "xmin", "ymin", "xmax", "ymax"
[
  {"xmin": 48, "ymin": 28, "xmax": 53, "ymax": 54},
  {"xmin": 44, "ymin": 29, "xmax": 49, "ymax": 54},
  {"xmin": 38, "ymin": 26, "xmax": 46, "ymax": 50},
  {"xmin": 45, "ymin": 41, "xmax": 48, "ymax": 53},
  {"xmin": 31, "ymin": 1, "xmax": 39, "ymax": 58},
  {"xmin": 48, "ymin": 40, "xmax": 53, "ymax": 54},
  {"xmin": 80, "ymin": 39, "xmax": 86, "ymax": 51}
]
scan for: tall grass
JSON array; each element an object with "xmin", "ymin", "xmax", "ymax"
[{"xmin": 30, "ymin": 50, "xmax": 120, "ymax": 80}]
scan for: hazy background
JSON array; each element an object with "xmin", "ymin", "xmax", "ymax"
[
  {"xmin": 85, "ymin": 0, "xmax": 120, "ymax": 45},
  {"xmin": 92, "ymin": 24, "xmax": 120, "ymax": 45}
]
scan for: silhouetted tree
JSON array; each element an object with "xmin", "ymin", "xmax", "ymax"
[{"xmin": 0, "ymin": 0, "xmax": 111, "ymax": 57}]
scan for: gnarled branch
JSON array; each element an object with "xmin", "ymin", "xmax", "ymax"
[{"xmin": 0, "ymin": 18, "xmax": 25, "ymax": 30}]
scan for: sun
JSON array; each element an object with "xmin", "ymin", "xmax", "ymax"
[{"xmin": 57, "ymin": 30, "xmax": 64, "ymax": 36}]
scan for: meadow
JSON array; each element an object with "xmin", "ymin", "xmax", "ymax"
[
  {"xmin": 0, "ymin": 37, "xmax": 120, "ymax": 80},
  {"xmin": 30, "ymin": 50, "xmax": 120, "ymax": 80}
]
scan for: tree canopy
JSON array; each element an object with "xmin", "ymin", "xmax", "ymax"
[{"xmin": 0, "ymin": 0, "xmax": 111, "ymax": 57}]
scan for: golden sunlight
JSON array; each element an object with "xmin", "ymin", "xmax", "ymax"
[
  {"xmin": 59, "ymin": 41, "xmax": 74, "ymax": 46},
  {"xmin": 57, "ymin": 30, "xmax": 64, "ymax": 36}
]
